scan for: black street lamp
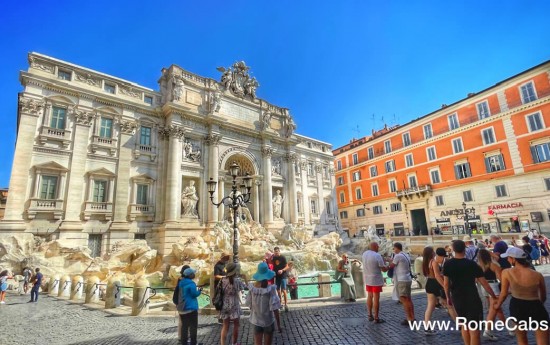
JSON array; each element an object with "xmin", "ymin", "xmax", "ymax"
[
  {"xmin": 206, "ymin": 162, "xmax": 253, "ymax": 264},
  {"xmin": 462, "ymin": 202, "xmax": 476, "ymax": 236}
]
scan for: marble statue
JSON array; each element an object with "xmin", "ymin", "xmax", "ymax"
[
  {"xmin": 216, "ymin": 61, "xmax": 258, "ymax": 99},
  {"xmin": 181, "ymin": 181, "xmax": 199, "ymax": 218},
  {"xmin": 272, "ymin": 190, "xmax": 284, "ymax": 220},
  {"xmin": 245, "ymin": 77, "xmax": 259, "ymax": 99},
  {"xmin": 284, "ymin": 115, "xmax": 296, "ymax": 138},
  {"xmin": 172, "ymin": 77, "xmax": 184, "ymax": 102},
  {"xmin": 262, "ymin": 111, "xmax": 271, "ymax": 130},
  {"xmin": 183, "ymin": 140, "xmax": 201, "ymax": 162},
  {"xmin": 210, "ymin": 90, "xmax": 221, "ymax": 113},
  {"xmin": 271, "ymin": 159, "xmax": 281, "ymax": 176}
]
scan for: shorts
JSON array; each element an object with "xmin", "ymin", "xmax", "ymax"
[
  {"xmin": 453, "ymin": 298, "xmax": 483, "ymax": 322},
  {"xmin": 396, "ymin": 281, "xmax": 412, "ymax": 297},
  {"xmin": 254, "ymin": 322, "xmax": 275, "ymax": 334},
  {"xmin": 275, "ymin": 277, "xmax": 287, "ymax": 290},
  {"xmin": 425, "ymin": 278, "xmax": 444, "ymax": 297},
  {"xmin": 365, "ymin": 285, "xmax": 383, "ymax": 293},
  {"xmin": 0, "ymin": 283, "xmax": 7, "ymax": 292},
  {"xmin": 510, "ymin": 297, "xmax": 550, "ymax": 323}
]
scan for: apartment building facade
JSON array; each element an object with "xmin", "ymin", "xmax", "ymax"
[{"xmin": 334, "ymin": 60, "xmax": 550, "ymax": 237}]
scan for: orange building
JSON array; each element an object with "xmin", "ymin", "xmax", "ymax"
[{"xmin": 334, "ymin": 60, "xmax": 550, "ymax": 237}]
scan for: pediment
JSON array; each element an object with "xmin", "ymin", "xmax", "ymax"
[
  {"xmin": 87, "ymin": 168, "xmax": 115, "ymax": 176},
  {"xmin": 47, "ymin": 95, "xmax": 77, "ymax": 106},
  {"xmin": 131, "ymin": 173, "xmax": 155, "ymax": 181},
  {"xmin": 96, "ymin": 106, "xmax": 121, "ymax": 116},
  {"xmin": 33, "ymin": 161, "xmax": 69, "ymax": 172}
]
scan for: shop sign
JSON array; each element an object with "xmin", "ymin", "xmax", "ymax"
[
  {"xmin": 436, "ymin": 218, "xmax": 451, "ymax": 224},
  {"xmin": 439, "ymin": 208, "xmax": 475, "ymax": 217},
  {"xmin": 487, "ymin": 202, "xmax": 523, "ymax": 211},
  {"xmin": 531, "ymin": 212, "xmax": 543, "ymax": 222}
]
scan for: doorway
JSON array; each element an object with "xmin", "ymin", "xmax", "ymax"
[{"xmin": 411, "ymin": 209, "xmax": 428, "ymax": 235}]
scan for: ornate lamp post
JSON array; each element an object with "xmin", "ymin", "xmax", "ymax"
[
  {"xmin": 206, "ymin": 162, "xmax": 253, "ymax": 264},
  {"xmin": 461, "ymin": 202, "xmax": 476, "ymax": 236}
]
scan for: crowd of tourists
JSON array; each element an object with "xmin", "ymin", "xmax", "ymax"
[
  {"xmin": 0, "ymin": 266, "xmax": 43, "ymax": 304},
  {"xmin": 361, "ymin": 233, "xmax": 549, "ymax": 345}
]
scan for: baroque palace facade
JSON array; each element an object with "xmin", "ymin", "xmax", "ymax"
[
  {"xmin": 1, "ymin": 53, "xmax": 337, "ymax": 256},
  {"xmin": 335, "ymin": 60, "xmax": 550, "ymax": 237}
]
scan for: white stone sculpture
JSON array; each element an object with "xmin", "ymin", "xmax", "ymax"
[
  {"xmin": 182, "ymin": 140, "xmax": 201, "ymax": 162},
  {"xmin": 272, "ymin": 190, "xmax": 284, "ymax": 220},
  {"xmin": 216, "ymin": 61, "xmax": 258, "ymax": 99},
  {"xmin": 172, "ymin": 77, "xmax": 184, "ymax": 102},
  {"xmin": 181, "ymin": 181, "xmax": 199, "ymax": 218},
  {"xmin": 271, "ymin": 159, "xmax": 281, "ymax": 176},
  {"xmin": 210, "ymin": 90, "xmax": 221, "ymax": 113}
]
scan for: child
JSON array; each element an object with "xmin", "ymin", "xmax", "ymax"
[{"xmin": 0, "ymin": 270, "xmax": 13, "ymax": 304}]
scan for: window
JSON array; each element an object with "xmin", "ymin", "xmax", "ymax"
[
  {"xmin": 455, "ymin": 162, "xmax": 472, "ymax": 179},
  {"xmin": 356, "ymin": 208, "xmax": 365, "ymax": 217},
  {"xmin": 485, "ymin": 154, "xmax": 505, "ymax": 172},
  {"xmin": 430, "ymin": 169, "xmax": 441, "ymax": 184},
  {"xmin": 385, "ymin": 160, "xmax": 395, "ymax": 173},
  {"xmin": 390, "ymin": 203, "xmax": 402, "ymax": 212},
  {"xmin": 482, "ymin": 128, "xmax": 495, "ymax": 145},
  {"xmin": 99, "ymin": 118, "xmax": 113, "ymax": 138},
  {"xmin": 104, "ymin": 83, "xmax": 116, "ymax": 94},
  {"xmin": 355, "ymin": 188, "xmax": 362, "ymax": 200},
  {"xmin": 448, "ymin": 113, "xmax": 460, "ymax": 130},
  {"xmin": 424, "ymin": 124, "xmax": 433, "ymax": 139},
  {"xmin": 136, "ymin": 184, "xmax": 148, "ymax": 204},
  {"xmin": 369, "ymin": 166, "xmax": 378, "ymax": 177},
  {"xmin": 337, "ymin": 177, "xmax": 344, "ymax": 185},
  {"xmin": 323, "ymin": 166, "xmax": 329, "ymax": 180},
  {"xmin": 134, "ymin": 233, "xmax": 146, "ymax": 240},
  {"xmin": 310, "ymin": 199, "xmax": 317, "ymax": 214},
  {"xmin": 325, "ymin": 200, "xmax": 332, "ymax": 215},
  {"xmin": 140, "ymin": 126, "xmax": 151, "ymax": 146},
  {"xmin": 477, "ymin": 101, "xmax": 490, "ymax": 119},
  {"xmin": 389, "ymin": 179, "xmax": 397, "ymax": 193},
  {"xmin": 50, "ymin": 106, "xmax": 66, "ymax": 129},
  {"xmin": 531, "ymin": 142, "xmax": 550, "ymax": 163},
  {"xmin": 373, "ymin": 206, "xmax": 383, "ymax": 214},
  {"xmin": 452, "ymin": 138, "xmax": 464, "ymax": 154},
  {"xmin": 371, "ymin": 184, "xmax": 379, "ymax": 197},
  {"xmin": 520, "ymin": 81, "xmax": 537, "ymax": 104},
  {"xmin": 352, "ymin": 153, "xmax": 358, "ymax": 165},
  {"xmin": 352, "ymin": 171, "xmax": 361, "ymax": 181},
  {"xmin": 427, "ymin": 146, "xmax": 437, "ymax": 161},
  {"xmin": 339, "ymin": 192, "xmax": 345, "ymax": 203},
  {"xmin": 463, "ymin": 190, "xmax": 473, "ymax": 202},
  {"xmin": 405, "ymin": 154, "xmax": 414, "ymax": 167},
  {"xmin": 93, "ymin": 180, "xmax": 108, "ymax": 202},
  {"xmin": 307, "ymin": 142, "xmax": 312, "ymax": 148},
  {"xmin": 384, "ymin": 140, "xmax": 392, "ymax": 154},
  {"xmin": 307, "ymin": 163, "xmax": 314, "ymax": 176},
  {"xmin": 58, "ymin": 69, "xmax": 71, "ymax": 81},
  {"xmin": 337, "ymin": 161, "xmax": 342, "ymax": 171},
  {"xmin": 367, "ymin": 147, "xmax": 374, "ymax": 160},
  {"xmin": 408, "ymin": 175, "xmax": 417, "ymax": 188},
  {"xmin": 40, "ymin": 176, "xmax": 58, "ymax": 200},
  {"xmin": 435, "ymin": 195, "xmax": 444, "ymax": 206},
  {"xmin": 402, "ymin": 132, "xmax": 411, "ymax": 147},
  {"xmin": 545, "ymin": 178, "xmax": 550, "ymax": 191},
  {"xmin": 144, "ymin": 95, "xmax": 153, "ymax": 105},
  {"xmin": 495, "ymin": 185, "xmax": 508, "ymax": 198},
  {"xmin": 340, "ymin": 211, "xmax": 348, "ymax": 219},
  {"xmin": 527, "ymin": 113, "xmax": 544, "ymax": 132}
]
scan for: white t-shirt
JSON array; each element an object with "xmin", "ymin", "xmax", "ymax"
[
  {"xmin": 362, "ymin": 250, "xmax": 386, "ymax": 286},
  {"xmin": 392, "ymin": 252, "xmax": 412, "ymax": 282}
]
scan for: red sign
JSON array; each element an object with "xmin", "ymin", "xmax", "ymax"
[
  {"xmin": 488, "ymin": 202, "xmax": 523, "ymax": 211},
  {"xmin": 488, "ymin": 209, "xmax": 494, "ymax": 216}
]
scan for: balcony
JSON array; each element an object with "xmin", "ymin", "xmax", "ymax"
[
  {"xmin": 38, "ymin": 126, "xmax": 72, "ymax": 148},
  {"xmin": 83, "ymin": 201, "xmax": 113, "ymax": 220},
  {"xmin": 396, "ymin": 184, "xmax": 432, "ymax": 200},
  {"xmin": 128, "ymin": 204, "xmax": 155, "ymax": 221},
  {"xmin": 133, "ymin": 144, "xmax": 157, "ymax": 161},
  {"xmin": 91, "ymin": 135, "xmax": 118, "ymax": 156},
  {"xmin": 27, "ymin": 199, "xmax": 64, "ymax": 220}
]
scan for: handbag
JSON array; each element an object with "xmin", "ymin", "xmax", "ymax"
[
  {"xmin": 213, "ymin": 280, "xmax": 224, "ymax": 311},
  {"xmin": 387, "ymin": 267, "xmax": 394, "ymax": 279}
]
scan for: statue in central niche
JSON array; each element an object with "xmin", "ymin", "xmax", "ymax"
[
  {"xmin": 272, "ymin": 189, "xmax": 284, "ymax": 220},
  {"xmin": 181, "ymin": 180, "xmax": 199, "ymax": 218}
]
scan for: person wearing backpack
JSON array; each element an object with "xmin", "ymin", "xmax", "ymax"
[
  {"xmin": 178, "ymin": 267, "xmax": 203, "ymax": 345},
  {"xmin": 172, "ymin": 265, "xmax": 190, "ymax": 340}
]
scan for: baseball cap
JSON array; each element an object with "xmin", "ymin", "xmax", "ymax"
[
  {"xmin": 500, "ymin": 247, "xmax": 527, "ymax": 259},
  {"xmin": 183, "ymin": 268, "xmax": 196, "ymax": 277}
]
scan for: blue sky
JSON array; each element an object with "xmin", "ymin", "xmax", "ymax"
[{"xmin": 1, "ymin": 1, "xmax": 549, "ymax": 187}]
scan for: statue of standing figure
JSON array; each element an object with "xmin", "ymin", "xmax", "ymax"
[
  {"xmin": 172, "ymin": 77, "xmax": 184, "ymax": 102},
  {"xmin": 272, "ymin": 190, "xmax": 284, "ymax": 220},
  {"xmin": 181, "ymin": 180, "xmax": 199, "ymax": 218}
]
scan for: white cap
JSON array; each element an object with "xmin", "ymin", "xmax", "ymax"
[{"xmin": 500, "ymin": 247, "xmax": 527, "ymax": 259}]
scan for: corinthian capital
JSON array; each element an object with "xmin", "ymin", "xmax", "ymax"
[
  {"xmin": 261, "ymin": 146, "xmax": 273, "ymax": 158},
  {"xmin": 284, "ymin": 152, "xmax": 297, "ymax": 163},
  {"xmin": 159, "ymin": 125, "xmax": 184, "ymax": 140},
  {"xmin": 19, "ymin": 97, "xmax": 44, "ymax": 116},
  {"xmin": 205, "ymin": 134, "xmax": 221, "ymax": 146}
]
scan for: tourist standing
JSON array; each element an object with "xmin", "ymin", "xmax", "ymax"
[
  {"xmin": 173, "ymin": 265, "xmax": 190, "ymax": 340},
  {"xmin": 444, "ymin": 240, "xmax": 497, "ymax": 345},
  {"xmin": 214, "ymin": 253, "xmax": 231, "ymax": 288},
  {"xmin": 272, "ymin": 247, "xmax": 289, "ymax": 312},
  {"xmin": 362, "ymin": 242, "xmax": 388, "ymax": 323},
  {"xmin": 287, "ymin": 261, "xmax": 298, "ymax": 300},
  {"xmin": 464, "ymin": 236, "xmax": 478, "ymax": 261},
  {"xmin": 490, "ymin": 235, "xmax": 511, "ymax": 269},
  {"xmin": 387, "ymin": 242, "xmax": 415, "ymax": 325},
  {"xmin": 477, "ymin": 249, "xmax": 505, "ymax": 341},
  {"xmin": 178, "ymin": 267, "xmax": 203, "ymax": 345},
  {"xmin": 335, "ymin": 253, "xmax": 356, "ymax": 302},
  {"xmin": 29, "ymin": 268, "xmax": 43, "ymax": 303},
  {"xmin": 246, "ymin": 262, "xmax": 281, "ymax": 345},
  {"xmin": 495, "ymin": 247, "xmax": 549, "ymax": 345},
  {"xmin": 23, "ymin": 266, "xmax": 32, "ymax": 294},
  {"xmin": 0, "ymin": 270, "xmax": 12, "ymax": 304},
  {"xmin": 219, "ymin": 262, "xmax": 245, "ymax": 345}
]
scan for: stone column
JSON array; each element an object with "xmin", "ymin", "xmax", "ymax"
[
  {"xmin": 286, "ymin": 152, "xmax": 298, "ymax": 225},
  {"xmin": 164, "ymin": 125, "xmax": 184, "ymax": 222},
  {"xmin": 253, "ymin": 178, "xmax": 262, "ymax": 222},
  {"xmin": 206, "ymin": 134, "xmax": 221, "ymax": 225},
  {"xmin": 58, "ymin": 108, "xmax": 95, "ymax": 244},
  {"xmin": 132, "ymin": 276, "xmax": 150, "ymax": 316},
  {"xmin": 1, "ymin": 97, "xmax": 42, "ymax": 228},
  {"xmin": 154, "ymin": 127, "xmax": 168, "ymax": 224},
  {"xmin": 262, "ymin": 146, "xmax": 274, "ymax": 224},
  {"xmin": 299, "ymin": 160, "xmax": 311, "ymax": 225}
]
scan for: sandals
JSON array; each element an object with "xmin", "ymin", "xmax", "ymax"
[
  {"xmin": 374, "ymin": 318, "xmax": 385, "ymax": 324},
  {"xmin": 368, "ymin": 315, "xmax": 374, "ymax": 322}
]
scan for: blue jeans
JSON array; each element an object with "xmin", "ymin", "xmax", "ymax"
[{"xmin": 30, "ymin": 286, "xmax": 39, "ymax": 302}]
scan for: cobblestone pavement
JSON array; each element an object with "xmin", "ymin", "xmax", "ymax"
[{"xmin": 2, "ymin": 265, "xmax": 549, "ymax": 345}]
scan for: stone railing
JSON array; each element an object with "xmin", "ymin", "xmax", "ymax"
[
  {"xmin": 133, "ymin": 144, "xmax": 157, "ymax": 161},
  {"xmin": 128, "ymin": 204, "xmax": 155, "ymax": 221},
  {"xmin": 396, "ymin": 184, "xmax": 431, "ymax": 198},
  {"xmin": 27, "ymin": 198, "xmax": 64, "ymax": 220},
  {"xmin": 91, "ymin": 135, "xmax": 118, "ymax": 156},
  {"xmin": 83, "ymin": 201, "xmax": 113, "ymax": 220},
  {"xmin": 39, "ymin": 126, "xmax": 72, "ymax": 148}
]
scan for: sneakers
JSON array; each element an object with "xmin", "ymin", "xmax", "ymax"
[
  {"xmin": 0, "ymin": 301, "xmax": 5, "ymax": 304},
  {"xmin": 483, "ymin": 331, "xmax": 498, "ymax": 341}
]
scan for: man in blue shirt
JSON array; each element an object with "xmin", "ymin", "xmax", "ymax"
[
  {"xmin": 29, "ymin": 268, "xmax": 43, "ymax": 302},
  {"xmin": 490, "ymin": 235, "xmax": 511, "ymax": 269}
]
